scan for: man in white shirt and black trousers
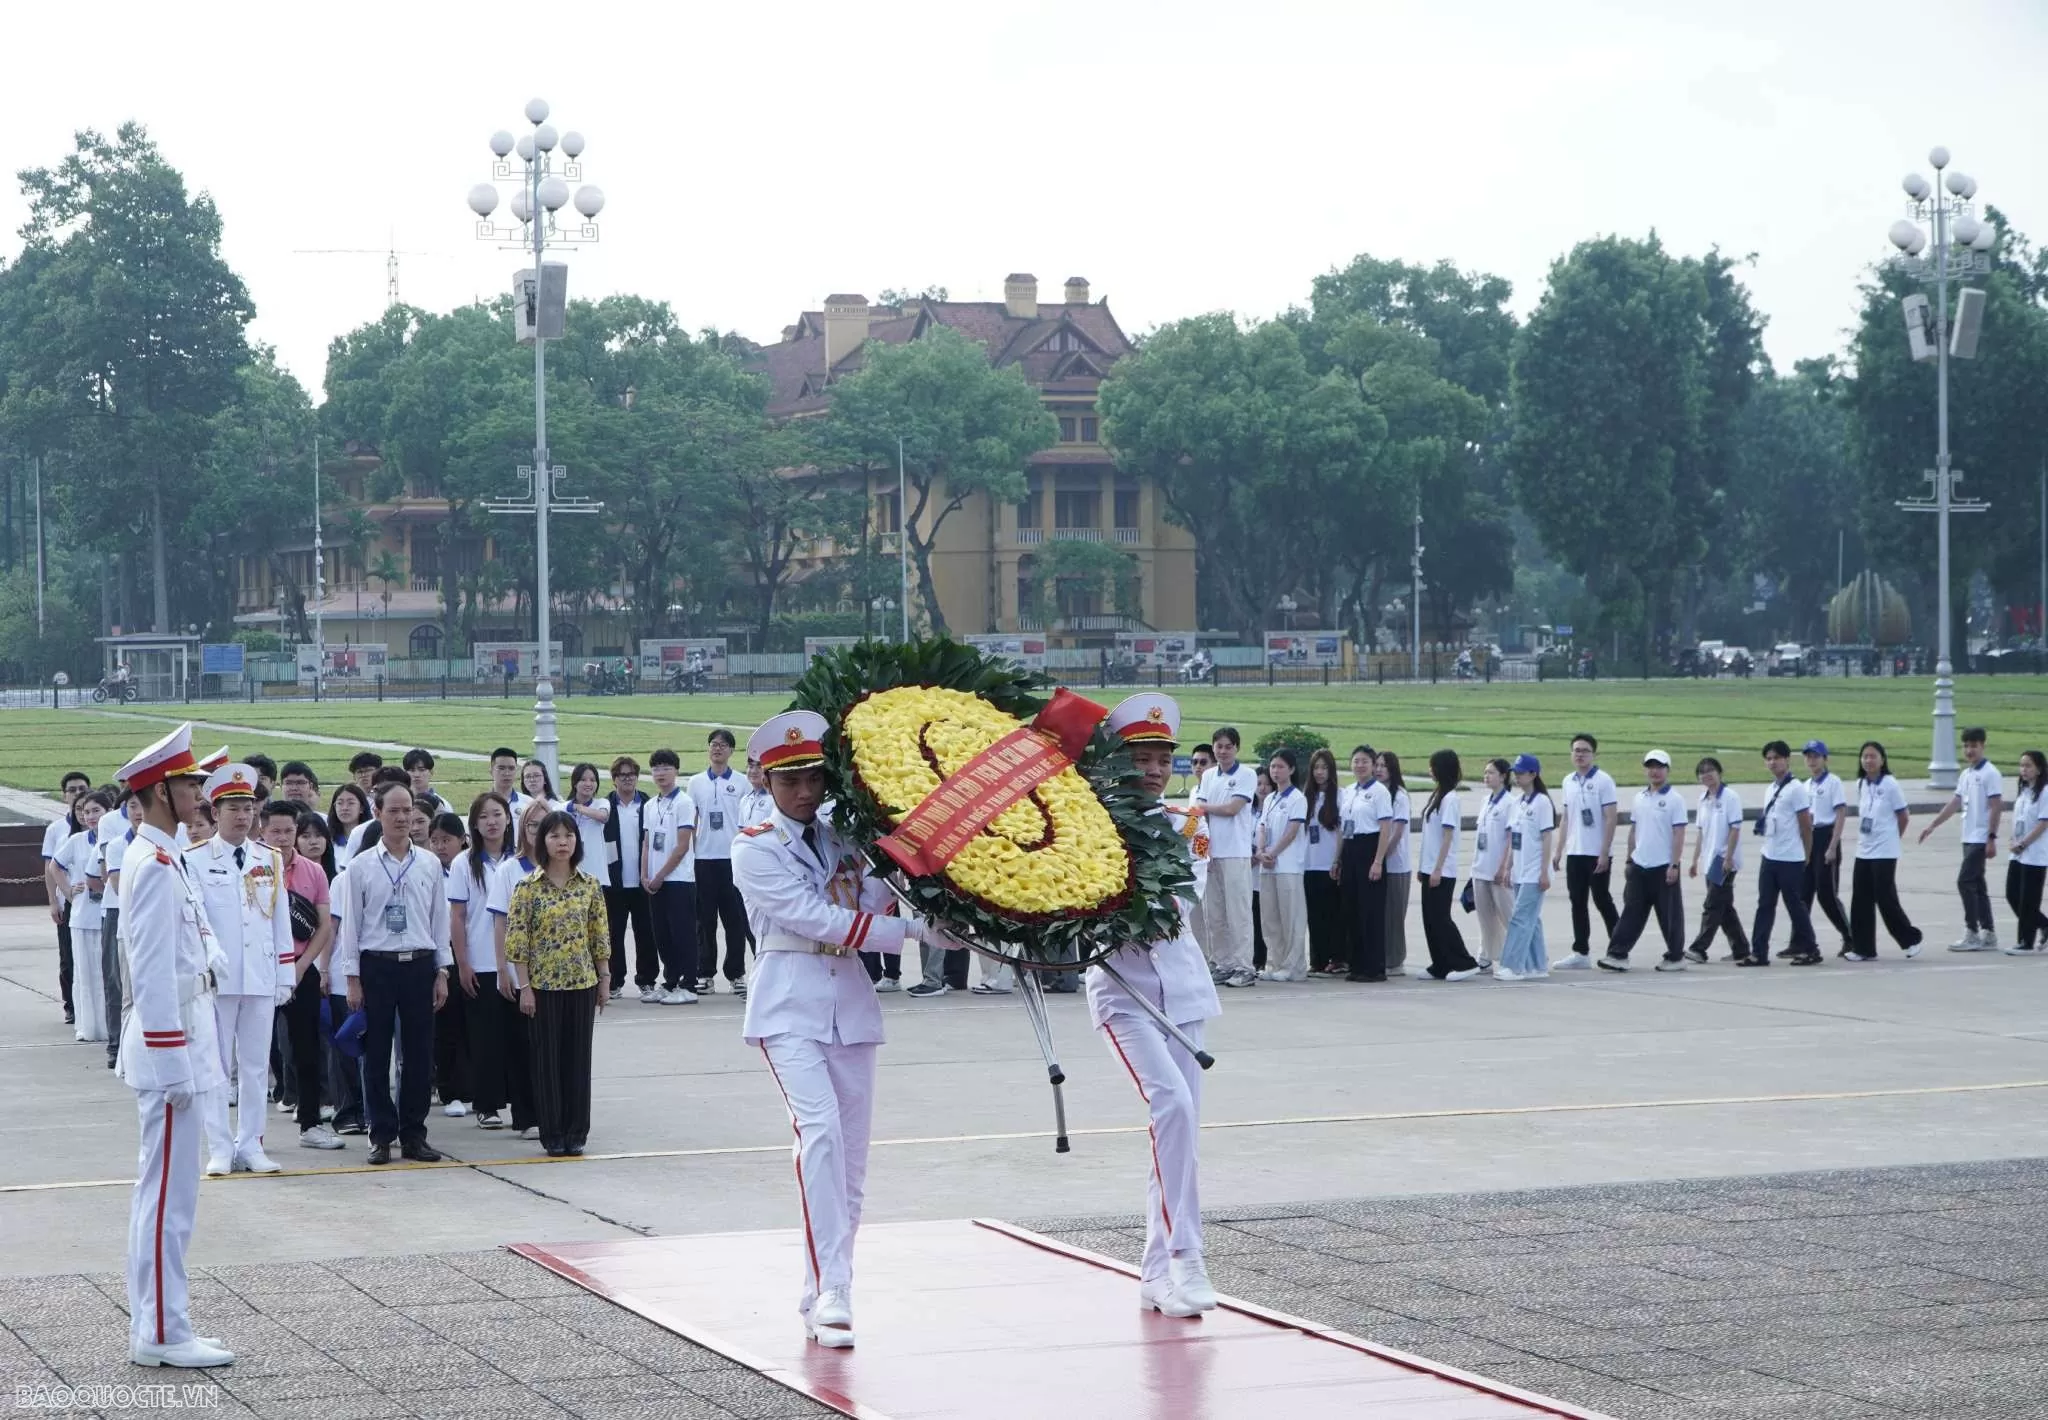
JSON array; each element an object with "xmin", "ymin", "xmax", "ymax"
[
  {"xmin": 1752, "ymin": 740, "xmax": 1821, "ymax": 966},
  {"xmin": 1800, "ymin": 741, "xmax": 1853, "ymax": 953},
  {"xmin": 335, "ymin": 781, "xmax": 452, "ymax": 1164},
  {"xmin": 1554, "ymin": 734, "xmax": 1620, "ymax": 969},
  {"xmin": 689, "ymin": 729, "xmax": 754, "ymax": 995},
  {"xmin": 601, "ymin": 755, "xmax": 654, "ymax": 999},
  {"xmin": 1919, "ymin": 726, "xmax": 2006, "ymax": 951},
  {"xmin": 1599, "ymin": 750, "xmax": 1689, "ymax": 971}
]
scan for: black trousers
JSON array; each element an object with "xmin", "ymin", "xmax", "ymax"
[
  {"xmin": 1305, "ymin": 869, "xmax": 1345, "ymax": 970},
  {"xmin": 100, "ymin": 907, "xmax": 123, "ymax": 1066},
  {"xmin": 1850, "ymin": 857, "xmax": 1921, "ymax": 955},
  {"xmin": 359, "ymin": 953, "xmax": 438, "ymax": 1148},
  {"xmin": 1958, "ymin": 844, "xmax": 1995, "ymax": 933},
  {"xmin": 327, "ymin": 993, "xmax": 364, "ymax": 1131},
  {"xmin": 434, "ymin": 976, "xmax": 470, "ymax": 1105},
  {"xmin": 1752, "ymin": 857, "xmax": 1816, "ymax": 956},
  {"xmin": 1803, "ymin": 824, "xmax": 1851, "ymax": 940},
  {"xmin": 286, "ymin": 966, "xmax": 328, "ymax": 1131},
  {"xmin": 2006, "ymin": 861, "xmax": 2047, "ymax": 948},
  {"xmin": 1690, "ymin": 870, "xmax": 1751, "ymax": 958},
  {"xmin": 693, "ymin": 857, "xmax": 753, "ymax": 982},
  {"xmin": 1609, "ymin": 863, "xmax": 1682, "ymax": 960},
  {"xmin": 647, "ymin": 881, "xmax": 697, "ymax": 990},
  {"xmin": 530, "ymin": 988, "xmax": 597, "ymax": 1153},
  {"xmin": 466, "ymin": 972, "xmax": 535, "ymax": 1126},
  {"xmin": 603, "ymin": 885, "xmax": 652, "ymax": 990},
  {"xmin": 1419, "ymin": 877, "xmax": 1478, "ymax": 976},
  {"xmin": 1565, "ymin": 854, "xmax": 1618, "ymax": 955},
  {"xmin": 1251, "ymin": 885, "xmax": 1266, "ymax": 971},
  {"xmin": 861, "ymin": 949, "xmax": 902, "ymax": 983},
  {"xmin": 1339, "ymin": 834, "xmax": 1387, "ymax": 978},
  {"xmin": 57, "ymin": 898, "xmax": 73, "ymax": 1014}
]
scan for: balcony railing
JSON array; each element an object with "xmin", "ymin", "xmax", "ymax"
[
  {"xmin": 1051, "ymin": 528, "xmax": 1102, "ymax": 542},
  {"xmin": 1112, "ymin": 527, "xmax": 1141, "ymax": 544},
  {"xmin": 1010, "ymin": 528, "xmax": 1044, "ymax": 545}
]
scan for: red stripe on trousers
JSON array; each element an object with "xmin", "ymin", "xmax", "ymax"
[
  {"xmin": 759, "ymin": 1045, "xmax": 823, "ymax": 1294},
  {"xmin": 154, "ymin": 1100, "xmax": 172, "ymax": 1345},
  {"xmin": 1105, "ymin": 1024, "xmax": 1173, "ymax": 1243}
]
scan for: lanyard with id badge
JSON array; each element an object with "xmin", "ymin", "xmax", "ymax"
[{"xmin": 381, "ymin": 852, "xmax": 415, "ymax": 935}]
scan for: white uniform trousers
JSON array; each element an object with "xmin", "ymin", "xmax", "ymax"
[
  {"xmin": 73, "ymin": 927, "xmax": 109, "ymax": 1041},
  {"xmin": 759, "ymin": 1034, "xmax": 877, "ymax": 1311},
  {"xmin": 204, "ymin": 994, "xmax": 274, "ymax": 1162},
  {"xmin": 1101, "ymin": 1013, "xmax": 1205, "ymax": 1282},
  {"xmin": 127, "ymin": 1089, "xmax": 209, "ymax": 1349},
  {"xmin": 1204, "ymin": 858, "xmax": 1255, "ymax": 973}
]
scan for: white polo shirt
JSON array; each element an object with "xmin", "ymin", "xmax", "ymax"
[
  {"xmin": 445, "ymin": 854, "xmax": 507, "ymax": 974},
  {"xmin": 1339, "ymin": 780, "xmax": 1392, "ymax": 840},
  {"xmin": 687, "ymin": 767, "xmax": 746, "ymax": 860},
  {"xmin": 1301, "ymin": 792, "xmax": 1338, "ymax": 873},
  {"xmin": 1258, "ymin": 785, "xmax": 1307, "ymax": 873},
  {"xmin": 1419, "ymin": 789, "xmax": 1461, "ymax": 879},
  {"xmin": 1696, "ymin": 784, "xmax": 1743, "ymax": 875},
  {"xmin": 1855, "ymin": 776, "xmax": 1909, "ymax": 860},
  {"xmin": 2015, "ymin": 786, "xmax": 2048, "ymax": 868},
  {"xmin": 1561, "ymin": 768, "xmax": 1619, "ymax": 857},
  {"xmin": 1956, "ymin": 759, "xmax": 2004, "ymax": 845},
  {"xmin": 1473, "ymin": 788, "xmax": 1512, "ymax": 880},
  {"xmin": 1806, "ymin": 770, "xmax": 1847, "ymax": 830},
  {"xmin": 1628, "ymin": 784, "xmax": 1688, "ymax": 870},
  {"xmin": 646, "ymin": 785, "xmax": 697, "ymax": 883},
  {"xmin": 1383, "ymin": 788, "xmax": 1415, "ymax": 874},
  {"xmin": 1759, "ymin": 776, "xmax": 1811, "ymax": 864},
  {"xmin": 1198, "ymin": 763, "xmax": 1259, "ymax": 860},
  {"xmin": 1509, "ymin": 793, "xmax": 1556, "ymax": 886}
]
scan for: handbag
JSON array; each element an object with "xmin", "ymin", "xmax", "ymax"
[
  {"xmin": 287, "ymin": 889, "xmax": 319, "ymax": 946},
  {"xmin": 1459, "ymin": 879, "xmax": 1475, "ymax": 914}
]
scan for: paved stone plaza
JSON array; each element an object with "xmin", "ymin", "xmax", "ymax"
[{"xmin": 5, "ymin": 814, "xmax": 2048, "ymax": 1416}]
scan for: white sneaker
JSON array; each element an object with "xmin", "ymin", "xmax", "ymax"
[
  {"xmin": 1596, "ymin": 954, "xmax": 1630, "ymax": 973},
  {"xmin": 235, "ymin": 1149, "xmax": 282, "ymax": 1175},
  {"xmin": 1384, "ymin": 965, "xmax": 1409, "ymax": 977},
  {"xmin": 807, "ymin": 1288, "xmax": 855, "ymax": 1348},
  {"xmin": 299, "ymin": 1125, "xmax": 344, "ymax": 1150},
  {"xmin": 1258, "ymin": 970, "xmax": 1295, "ymax": 982},
  {"xmin": 660, "ymin": 986, "xmax": 699, "ymax": 1005},
  {"xmin": 1474, "ymin": 956, "xmax": 1492, "ymax": 970},
  {"xmin": 203, "ymin": 1154, "xmax": 232, "ymax": 1178},
  {"xmin": 1492, "ymin": 966, "xmax": 1523, "ymax": 981},
  {"xmin": 1139, "ymin": 1275, "xmax": 1204, "ymax": 1318},
  {"xmin": 1949, "ymin": 931, "xmax": 1991, "ymax": 952},
  {"xmin": 443, "ymin": 1100, "xmax": 469, "ymax": 1118},
  {"xmin": 873, "ymin": 977, "xmax": 902, "ymax": 993},
  {"xmin": 275, "ymin": 1099, "xmax": 294, "ymax": 1115},
  {"xmin": 1904, "ymin": 940, "xmax": 1925, "ymax": 959},
  {"xmin": 1169, "ymin": 1256, "xmax": 1219, "ymax": 1311},
  {"xmin": 130, "ymin": 1337, "xmax": 235, "ymax": 1368},
  {"xmin": 2002, "ymin": 943, "xmax": 2041, "ymax": 956},
  {"xmin": 1445, "ymin": 966, "xmax": 1482, "ymax": 982},
  {"xmin": 638, "ymin": 985, "xmax": 660, "ymax": 1004},
  {"xmin": 1554, "ymin": 952, "xmax": 1592, "ymax": 969}
]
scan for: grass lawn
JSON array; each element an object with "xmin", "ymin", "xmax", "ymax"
[{"xmin": 0, "ymin": 677, "xmax": 2037, "ymax": 805}]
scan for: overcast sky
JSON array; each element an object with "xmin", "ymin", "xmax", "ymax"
[{"xmin": 7, "ymin": 0, "xmax": 2043, "ymax": 399}]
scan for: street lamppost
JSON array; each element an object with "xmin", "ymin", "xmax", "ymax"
[
  {"xmin": 1885, "ymin": 145, "xmax": 1995, "ymax": 790},
  {"xmin": 1410, "ymin": 493, "xmax": 1425, "ymax": 680},
  {"xmin": 311, "ymin": 435, "xmax": 325, "ymax": 700},
  {"xmin": 466, "ymin": 98, "xmax": 606, "ymax": 784}
]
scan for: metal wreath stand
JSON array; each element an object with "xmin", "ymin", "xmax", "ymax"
[{"xmin": 881, "ymin": 873, "xmax": 1214, "ymax": 1155}]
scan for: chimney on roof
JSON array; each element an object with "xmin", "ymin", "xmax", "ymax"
[
  {"xmin": 1064, "ymin": 277, "xmax": 1090, "ymax": 305},
  {"xmin": 822, "ymin": 294, "xmax": 872, "ymax": 376},
  {"xmin": 1004, "ymin": 273, "xmax": 1038, "ymax": 320}
]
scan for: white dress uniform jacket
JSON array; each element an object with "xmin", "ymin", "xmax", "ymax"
[
  {"xmin": 1084, "ymin": 923, "xmax": 1221, "ymax": 1031},
  {"xmin": 190, "ymin": 835, "xmax": 292, "ymax": 998},
  {"xmin": 116, "ymin": 826, "xmax": 227, "ymax": 1095},
  {"xmin": 734, "ymin": 810, "xmax": 909, "ymax": 1047}
]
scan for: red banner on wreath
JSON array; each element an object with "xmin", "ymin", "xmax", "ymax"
[{"xmin": 875, "ymin": 688, "xmax": 1108, "ymax": 879}]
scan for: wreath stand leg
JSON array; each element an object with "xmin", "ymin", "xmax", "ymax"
[{"xmin": 1015, "ymin": 969, "xmax": 1070, "ymax": 1154}]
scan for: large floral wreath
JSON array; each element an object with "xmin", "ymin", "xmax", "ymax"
[{"xmin": 791, "ymin": 638, "xmax": 1192, "ymax": 964}]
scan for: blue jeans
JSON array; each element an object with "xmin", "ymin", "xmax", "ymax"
[
  {"xmin": 1752, "ymin": 857, "xmax": 1816, "ymax": 955},
  {"xmin": 1500, "ymin": 883, "xmax": 1548, "ymax": 975}
]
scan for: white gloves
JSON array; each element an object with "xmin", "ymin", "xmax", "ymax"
[
  {"xmin": 274, "ymin": 983, "xmax": 294, "ymax": 1008},
  {"xmin": 901, "ymin": 918, "xmax": 926, "ymax": 945},
  {"xmin": 163, "ymin": 1077, "xmax": 194, "ymax": 1111}
]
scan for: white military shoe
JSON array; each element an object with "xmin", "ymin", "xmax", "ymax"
[
  {"xmin": 130, "ymin": 1337, "xmax": 235, "ymax": 1368},
  {"xmin": 806, "ymin": 1288, "xmax": 855, "ymax": 1348},
  {"xmin": 202, "ymin": 1154, "xmax": 232, "ymax": 1178},
  {"xmin": 1139, "ymin": 1276, "xmax": 1204, "ymax": 1318},
  {"xmin": 234, "ymin": 1149, "xmax": 283, "ymax": 1175},
  {"xmin": 1169, "ymin": 1255, "xmax": 1219, "ymax": 1311}
]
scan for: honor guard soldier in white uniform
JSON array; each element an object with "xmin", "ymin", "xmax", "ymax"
[
  {"xmin": 1089, "ymin": 694, "xmax": 1222, "ymax": 1318},
  {"xmin": 732, "ymin": 710, "xmax": 929, "ymax": 1351},
  {"xmin": 114, "ymin": 724, "xmax": 235, "ymax": 1370},
  {"xmin": 195, "ymin": 763, "xmax": 293, "ymax": 1176}
]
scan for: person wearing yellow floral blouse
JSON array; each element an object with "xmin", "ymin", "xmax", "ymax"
[{"xmin": 505, "ymin": 811, "xmax": 609, "ymax": 1157}]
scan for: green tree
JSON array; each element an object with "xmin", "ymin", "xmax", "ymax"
[
  {"xmin": 5, "ymin": 123, "xmax": 254, "ymax": 633},
  {"xmin": 1843, "ymin": 209, "xmax": 2048, "ymax": 641},
  {"xmin": 188, "ymin": 350, "xmax": 315, "ymax": 637},
  {"xmin": 1509, "ymin": 235, "xmax": 1763, "ymax": 659},
  {"xmin": 1099, "ymin": 314, "xmax": 1384, "ymax": 641},
  {"xmin": 1723, "ymin": 358, "xmax": 1858, "ymax": 643},
  {"xmin": 821, "ymin": 325, "xmax": 1057, "ymax": 635}
]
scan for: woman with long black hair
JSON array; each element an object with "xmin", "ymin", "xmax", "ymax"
[
  {"xmin": 1418, "ymin": 750, "xmax": 1481, "ymax": 981},
  {"xmin": 1301, "ymin": 749, "xmax": 1345, "ymax": 974},
  {"xmin": 1375, "ymin": 751, "xmax": 1414, "ymax": 975},
  {"xmin": 1495, "ymin": 754, "xmax": 1556, "ymax": 980},
  {"xmin": 327, "ymin": 784, "xmax": 371, "ymax": 871},
  {"xmin": 1334, "ymin": 745, "xmax": 1392, "ymax": 982},
  {"xmin": 1471, "ymin": 758, "xmax": 1515, "ymax": 969},
  {"xmin": 2002, "ymin": 749, "xmax": 2047, "ymax": 955},
  {"xmin": 1848, "ymin": 741, "xmax": 1923, "ymax": 960}
]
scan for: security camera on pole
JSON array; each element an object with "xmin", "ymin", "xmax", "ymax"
[
  {"xmin": 1885, "ymin": 146, "xmax": 1995, "ymax": 791},
  {"xmin": 466, "ymin": 99, "xmax": 607, "ymax": 785}
]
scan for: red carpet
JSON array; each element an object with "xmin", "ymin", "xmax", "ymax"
[{"xmin": 514, "ymin": 1219, "xmax": 1612, "ymax": 1419}]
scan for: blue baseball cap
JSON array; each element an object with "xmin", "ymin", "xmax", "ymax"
[
  {"xmin": 1803, "ymin": 740, "xmax": 1829, "ymax": 756},
  {"xmin": 1510, "ymin": 753, "xmax": 1541, "ymax": 775}
]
